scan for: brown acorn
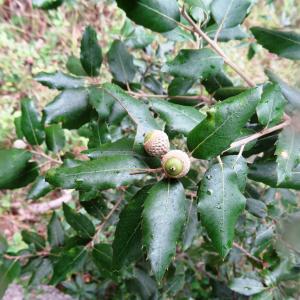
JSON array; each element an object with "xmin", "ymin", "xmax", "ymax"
[{"xmin": 144, "ymin": 130, "xmax": 170, "ymax": 157}]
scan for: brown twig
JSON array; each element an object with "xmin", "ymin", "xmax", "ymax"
[{"xmin": 233, "ymin": 242, "xmax": 264, "ymax": 265}]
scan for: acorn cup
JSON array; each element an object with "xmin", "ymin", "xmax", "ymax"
[
  {"xmin": 162, "ymin": 150, "xmax": 191, "ymax": 178},
  {"xmin": 143, "ymin": 130, "xmax": 170, "ymax": 157}
]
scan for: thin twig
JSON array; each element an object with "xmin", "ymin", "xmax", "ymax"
[
  {"xmin": 30, "ymin": 150, "xmax": 61, "ymax": 164},
  {"xmin": 233, "ymin": 242, "xmax": 264, "ymax": 265},
  {"xmin": 226, "ymin": 119, "xmax": 291, "ymax": 152}
]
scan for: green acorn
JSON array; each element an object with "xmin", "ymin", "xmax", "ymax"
[
  {"xmin": 144, "ymin": 130, "xmax": 170, "ymax": 157},
  {"xmin": 162, "ymin": 150, "xmax": 191, "ymax": 178}
]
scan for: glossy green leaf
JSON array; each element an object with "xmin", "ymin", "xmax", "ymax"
[
  {"xmin": 214, "ymin": 86, "xmax": 248, "ymax": 100},
  {"xmin": 86, "ymin": 138, "xmax": 135, "ymax": 159},
  {"xmin": 198, "ymin": 162, "xmax": 246, "ymax": 257},
  {"xmin": 249, "ymin": 159, "xmax": 300, "ymax": 190},
  {"xmin": 0, "ymin": 149, "xmax": 38, "ymax": 189},
  {"xmin": 222, "ymin": 155, "xmax": 248, "ymax": 192},
  {"xmin": 66, "ymin": 55, "xmax": 88, "ymax": 76},
  {"xmin": 251, "ymin": 27, "xmax": 300, "ymax": 60},
  {"xmin": 32, "ymin": 0, "xmax": 63, "ymax": 10},
  {"xmin": 43, "ymin": 88, "xmax": 92, "ymax": 129},
  {"xmin": 143, "ymin": 180, "xmax": 186, "ymax": 281},
  {"xmin": 45, "ymin": 124, "xmax": 65, "ymax": 153},
  {"xmin": 29, "ymin": 258, "xmax": 53, "ymax": 286},
  {"xmin": 47, "ymin": 211, "xmax": 65, "ymax": 247},
  {"xmin": 230, "ymin": 278, "xmax": 265, "ymax": 296},
  {"xmin": 27, "ymin": 176, "xmax": 52, "ymax": 200},
  {"xmin": 211, "ymin": 0, "xmax": 251, "ymax": 29},
  {"xmin": 102, "ymin": 83, "xmax": 159, "ymax": 151},
  {"xmin": 116, "ymin": 0, "xmax": 180, "ymax": 33},
  {"xmin": 113, "ymin": 187, "xmax": 151, "ymax": 270},
  {"xmin": 21, "ymin": 98, "xmax": 44, "ymax": 145},
  {"xmin": 35, "ymin": 71, "xmax": 84, "ymax": 90},
  {"xmin": 163, "ymin": 48, "xmax": 224, "ymax": 80},
  {"xmin": 80, "ymin": 26, "xmax": 103, "ymax": 77},
  {"xmin": 46, "ymin": 154, "xmax": 147, "ymax": 190},
  {"xmin": 188, "ymin": 87, "xmax": 262, "ymax": 159},
  {"xmin": 108, "ymin": 40, "xmax": 137, "ymax": 84},
  {"xmin": 143, "ymin": 75, "xmax": 164, "ymax": 95},
  {"xmin": 265, "ymin": 69, "xmax": 300, "ymax": 110},
  {"xmin": 50, "ymin": 247, "xmax": 87, "ymax": 285},
  {"xmin": 275, "ymin": 126, "xmax": 300, "ymax": 184},
  {"xmin": 0, "ymin": 260, "xmax": 21, "ymax": 299},
  {"xmin": 124, "ymin": 26, "xmax": 154, "ymax": 49},
  {"xmin": 149, "ymin": 99, "xmax": 206, "ymax": 135},
  {"xmin": 206, "ymin": 24, "xmax": 248, "ymax": 42},
  {"xmin": 21, "ymin": 230, "xmax": 46, "ymax": 251},
  {"xmin": 256, "ymin": 83, "xmax": 286, "ymax": 127},
  {"xmin": 86, "ymin": 120, "xmax": 110, "ymax": 149},
  {"xmin": 63, "ymin": 203, "xmax": 95, "ymax": 239}
]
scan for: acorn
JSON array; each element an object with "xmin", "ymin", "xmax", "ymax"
[
  {"xmin": 144, "ymin": 130, "xmax": 170, "ymax": 157},
  {"xmin": 162, "ymin": 150, "xmax": 191, "ymax": 178}
]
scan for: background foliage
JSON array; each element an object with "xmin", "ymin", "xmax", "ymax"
[{"xmin": 0, "ymin": 0, "xmax": 300, "ymax": 299}]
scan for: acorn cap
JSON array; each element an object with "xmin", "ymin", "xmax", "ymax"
[
  {"xmin": 162, "ymin": 150, "xmax": 191, "ymax": 178},
  {"xmin": 144, "ymin": 130, "xmax": 170, "ymax": 157}
]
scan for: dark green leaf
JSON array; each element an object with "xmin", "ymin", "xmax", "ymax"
[
  {"xmin": 198, "ymin": 162, "xmax": 246, "ymax": 257},
  {"xmin": 113, "ymin": 187, "xmax": 151, "ymax": 270},
  {"xmin": 126, "ymin": 268, "xmax": 158, "ymax": 300},
  {"xmin": 47, "ymin": 212, "xmax": 65, "ymax": 247},
  {"xmin": 249, "ymin": 158, "xmax": 300, "ymax": 190},
  {"xmin": 45, "ymin": 124, "xmax": 65, "ymax": 153},
  {"xmin": 214, "ymin": 86, "xmax": 248, "ymax": 100},
  {"xmin": 275, "ymin": 126, "xmax": 300, "ymax": 184},
  {"xmin": 86, "ymin": 120, "xmax": 110, "ymax": 149},
  {"xmin": 256, "ymin": 83, "xmax": 286, "ymax": 127},
  {"xmin": 21, "ymin": 230, "xmax": 46, "ymax": 251},
  {"xmin": 206, "ymin": 24, "xmax": 248, "ymax": 42},
  {"xmin": 43, "ymin": 88, "xmax": 92, "ymax": 129},
  {"xmin": 29, "ymin": 258, "xmax": 53, "ymax": 286},
  {"xmin": 229, "ymin": 277, "xmax": 265, "ymax": 296},
  {"xmin": 251, "ymin": 27, "xmax": 300, "ymax": 60},
  {"xmin": 50, "ymin": 247, "xmax": 87, "ymax": 285},
  {"xmin": 188, "ymin": 87, "xmax": 262, "ymax": 159},
  {"xmin": 202, "ymin": 71, "xmax": 233, "ymax": 94},
  {"xmin": 21, "ymin": 98, "xmax": 44, "ymax": 145},
  {"xmin": 108, "ymin": 40, "xmax": 137, "ymax": 84},
  {"xmin": 143, "ymin": 180, "xmax": 186, "ymax": 281},
  {"xmin": 211, "ymin": 0, "xmax": 252, "ymax": 29},
  {"xmin": 27, "ymin": 176, "xmax": 52, "ymax": 200},
  {"xmin": 182, "ymin": 200, "xmax": 198, "ymax": 250},
  {"xmin": 35, "ymin": 72, "xmax": 84, "ymax": 90},
  {"xmin": 116, "ymin": 0, "xmax": 180, "ymax": 33},
  {"xmin": 124, "ymin": 26, "xmax": 154, "ymax": 49},
  {"xmin": 143, "ymin": 75, "xmax": 164, "ymax": 95},
  {"xmin": 0, "ymin": 149, "xmax": 38, "ymax": 189},
  {"xmin": 66, "ymin": 55, "xmax": 88, "ymax": 76},
  {"xmin": 0, "ymin": 234, "xmax": 8, "ymax": 255},
  {"xmin": 163, "ymin": 48, "xmax": 224, "ymax": 80},
  {"xmin": 92, "ymin": 244, "xmax": 114, "ymax": 278},
  {"xmin": 102, "ymin": 83, "xmax": 159, "ymax": 151},
  {"xmin": 168, "ymin": 77, "xmax": 195, "ymax": 96},
  {"xmin": 149, "ymin": 99, "xmax": 206, "ymax": 135},
  {"xmin": 246, "ymin": 198, "xmax": 267, "ymax": 218},
  {"xmin": 46, "ymin": 155, "xmax": 147, "ymax": 190},
  {"xmin": 32, "ymin": 0, "xmax": 63, "ymax": 10},
  {"xmin": 63, "ymin": 203, "xmax": 95, "ymax": 239},
  {"xmin": 266, "ymin": 69, "xmax": 300, "ymax": 110},
  {"xmin": 80, "ymin": 26, "xmax": 103, "ymax": 77},
  {"xmin": 0, "ymin": 260, "xmax": 21, "ymax": 299}
]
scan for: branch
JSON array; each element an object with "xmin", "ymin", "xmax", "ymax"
[
  {"xmin": 226, "ymin": 118, "xmax": 291, "ymax": 152},
  {"xmin": 28, "ymin": 190, "xmax": 73, "ymax": 214},
  {"xmin": 181, "ymin": 8, "xmax": 256, "ymax": 87}
]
